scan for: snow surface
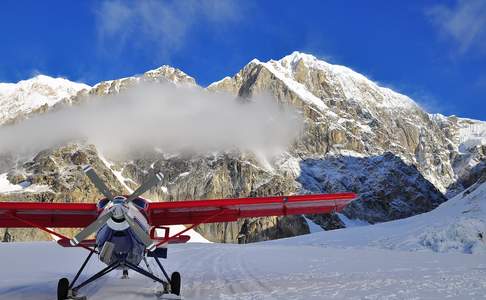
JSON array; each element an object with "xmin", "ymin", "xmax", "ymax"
[
  {"xmin": 337, "ymin": 213, "xmax": 369, "ymax": 228},
  {"xmin": 304, "ymin": 217, "xmax": 324, "ymax": 233},
  {"xmin": 430, "ymin": 114, "xmax": 486, "ymax": 153},
  {"xmin": 0, "ymin": 75, "xmax": 89, "ymax": 124},
  {"xmin": 1, "ymin": 180, "xmax": 485, "ymax": 299},
  {"xmin": 159, "ymin": 225, "xmax": 211, "ymax": 244},
  {"xmin": 457, "ymin": 118, "xmax": 486, "ymax": 152},
  {"xmin": 97, "ymin": 151, "xmax": 136, "ymax": 194},
  {"xmin": 0, "ymin": 239, "xmax": 485, "ymax": 299},
  {"xmin": 256, "ymin": 58, "xmax": 329, "ymax": 112},
  {"xmin": 0, "ymin": 173, "xmax": 51, "ymax": 194},
  {"xmin": 206, "ymin": 76, "xmax": 232, "ymax": 89},
  {"xmin": 257, "ymin": 52, "xmax": 418, "ymax": 112}
]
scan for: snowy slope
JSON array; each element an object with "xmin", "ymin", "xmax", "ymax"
[
  {"xmin": 0, "ymin": 173, "xmax": 51, "ymax": 194},
  {"xmin": 431, "ymin": 114, "xmax": 486, "ymax": 153},
  {"xmin": 253, "ymin": 57, "xmax": 330, "ymax": 111},
  {"xmin": 257, "ymin": 52, "xmax": 418, "ymax": 111},
  {"xmin": 276, "ymin": 176, "xmax": 486, "ymax": 254},
  {"xmin": 0, "ymin": 75, "xmax": 90, "ymax": 124},
  {"xmin": 457, "ymin": 118, "xmax": 486, "ymax": 152}
]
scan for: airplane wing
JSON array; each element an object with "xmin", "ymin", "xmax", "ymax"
[
  {"xmin": 0, "ymin": 193, "xmax": 358, "ymax": 228},
  {"xmin": 146, "ymin": 193, "xmax": 357, "ymax": 226},
  {"xmin": 0, "ymin": 202, "xmax": 98, "ymax": 228}
]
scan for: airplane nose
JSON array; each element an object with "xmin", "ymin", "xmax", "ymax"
[
  {"xmin": 107, "ymin": 217, "xmax": 130, "ymax": 231},
  {"xmin": 112, "ymin": 205, "xmax": 125, "ymax": 220},
  {"xmin": 106, "ymin": 204, "xmax": 129, "ymax": 231}
]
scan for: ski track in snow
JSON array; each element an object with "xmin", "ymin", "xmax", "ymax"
[{"xmin": 0, "ymin": 242, "xmax": 485, "ymax": 300}]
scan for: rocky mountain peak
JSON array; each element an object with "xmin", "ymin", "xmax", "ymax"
[
  {"xmin": 144, "ymin": 65, "xmax": 196, "ymax": 85},
  {"xmin": 264, "ymin": 51, "xmax": 418, "ymax": 110},
  {"xmin": 89, "ymin": 65, "xmax": 196, "ymax": 96}
]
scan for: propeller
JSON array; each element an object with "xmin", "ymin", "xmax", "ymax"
[
  {"xmin": 71, "ymin": 211, "xmax": 113, "ymax": 246},
  {"xmin": 124, "ymin": 208, "xmax": 157, "ymax": 251},
  {"xmin": 71, "ymin": 165, "xmax": 163, "ymax": 251},
  {"xmin": 126, "ymin": 171, "xmax": 164, "ymax": 202},
  {"xmin": 83, "ymin": 165, "xmax": 114, "ymax": 201}
]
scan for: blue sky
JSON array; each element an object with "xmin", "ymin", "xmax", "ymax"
[{"xmin": 0, "ymin": 0, "xmax": 485, "ymax": 120}]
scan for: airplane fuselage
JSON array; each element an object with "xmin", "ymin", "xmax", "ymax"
[{"xmin": 95, "ymin": 197, "xmax": 151, "ymax": 266}]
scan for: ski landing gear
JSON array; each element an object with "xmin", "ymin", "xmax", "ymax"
[
  {"xmin": 57, "ymin": 277, "xmax": 87, "ymax": 300},
  {"xmin": 57, "ymin": 278, "xmax": 69, "ymax": 300},
  {"xmin": 170, "ymin": 272, "xmax": 181, "ymax": 296},
  {"xmin": 57, "ymin": 250, "xmax": 182, "ymax": 299},
  {"xmin": 122, "ymin": 269, "xmax": 129, "ymax": 279}
]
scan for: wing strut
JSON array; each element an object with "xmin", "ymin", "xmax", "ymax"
[
  {"xmin": 154, "ymin": 209, "xmax": 227, "ymax": 248},
  {"xmin": 6, "ymin": 212, "xmax": 98, "ymax": 253}
]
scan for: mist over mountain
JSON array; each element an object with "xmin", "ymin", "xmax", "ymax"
[{"xmin": 0, "ymin": 82, "xmax": 301, "ymax": 158}]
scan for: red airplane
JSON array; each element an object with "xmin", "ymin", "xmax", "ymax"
[{"xmin": 0, "ymin": 165, "xmax": 357, "ymax": 300}]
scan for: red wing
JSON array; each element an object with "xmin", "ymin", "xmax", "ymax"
[
  {"xmin": 146, "ymin": 193, "xmax": 357, "ymax": 226},
  {"xmin": 0, "ymin": 202, "xmax": 98, "ymax": 228}
]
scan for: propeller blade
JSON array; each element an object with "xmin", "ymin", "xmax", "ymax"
[
  {"xmin": 83, "ymin": 165, "xmax": 114, "ymax": 201},
  {"xmin": 126, "ymin": 171, "xmax": 163, "ymax": 202},
  {"xmin": 124, "ymin": 212, "xmax": 157, "ymax": 251},
  {"xmin": 71, "ymin": 211, "xmax": 113, "ymax": 246}
]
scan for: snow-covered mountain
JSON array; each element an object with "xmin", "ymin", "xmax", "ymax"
[
  {"xmin": 209, "ymin": 52, "xmax": 483, "ymax": 193},
  {"xmin": 1, "ymin": 52, "xmax": 485, "ymax": 244},
  {"xmin": 88, "ymin": 65, "xmax": 196, "ymax": 97},
  {"xmin": 0, "ymin": 75, "xmax": 90, "ymax": 125}
]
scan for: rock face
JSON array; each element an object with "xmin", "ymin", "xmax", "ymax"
[
  {"xmin": 209, "ymin": 53, "xmax": 458, "ymax": 193},
  {"xmin": 298, "ymin": 153, "xmax": 446, "ymax": 224},
  {"xmin": 0, "ymin": 143, "xmax": 129, "ymax": 241},
  {"xmin": 103, "ymin": 152, "xmax": 308, "ymax": 243},
  {"xmin": 0, "ymin": 52, "xmax": 485, "ymax": 243},
  {"xmin": 430, "ymin": 114, "xmax": 486, "ymax": 197}
]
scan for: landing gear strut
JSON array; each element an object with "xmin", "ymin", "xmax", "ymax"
[{"xmin": 57, "ymin": 250, "xmax": 181, "ymax": 299}]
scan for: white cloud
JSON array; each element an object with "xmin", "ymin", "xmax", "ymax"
[
  {"xmin": 0, "ymin": 83, "xmax": 302, "ymax": 158},
  {"xmin": 427, "ymin": 0, "xmax": 486, "ymax": 55},
  {"xmin": 95, "ymin": 0, "xmax": 241, "ymax": 58}
]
